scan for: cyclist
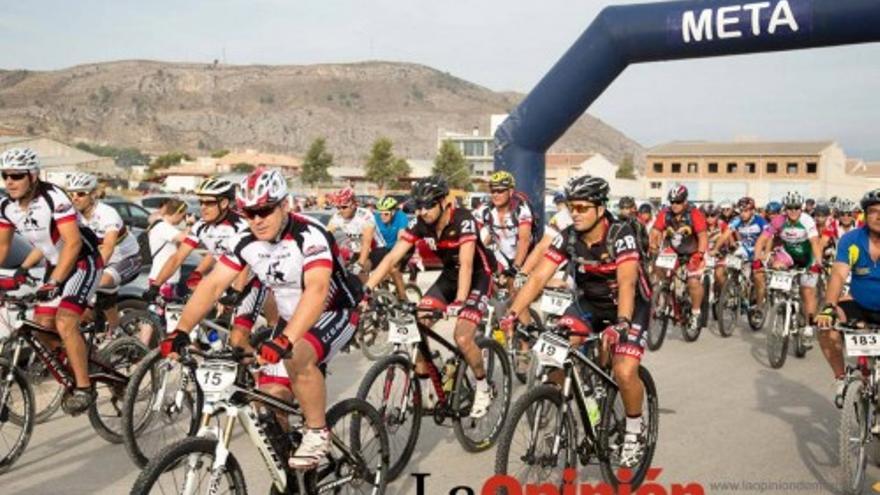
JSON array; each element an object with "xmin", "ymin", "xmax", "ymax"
[
  {"xmin": 704, "ymin": 204, "xmax": 731, "ymax": 295},
  {"xmin": 0, "ymin": 148, "xmax": 102, "ymax": 413},
  {"xmin": 719, "ymin": 200, "xmax": 737, "ymax": 223},
  {"xmin": 160, "ymin": 167, "xmax": 360, "ymax": 468},
  {"xmin": 478, "ymin": 171, "xmax": 534, "ymax": 277},
  {"xmin": 67, "ymin": 172, "xmax": 141, "ymax": 339},
  {"xmin": 144, "ymin": 177, "xmax": 276, "ymax": 348},
  {"xmin": 374, "ymin": 195, "xmax": 411, "ymax": 300},
  {"xmin": 717, "ymin": 196, "xmax": 769, "ymax": 323},
  {"xmin": 366, "ymin": 176, "xmax": 497, "ymax": 418},
  {"xmin": 804, "ymin": 198, "xmax": 816, "ymax": 216},
  {"xmin": 502, "ymin": 174, "xmax": 651, "ymax": 467},
  {"xmin": 327, "ymin": 187, "xmax": 385, "ymax": 278},
  {"xmin": 637, "ymin": 203, "xmax": 654, "ymax": 230},
  {"xmin": 617, "ymin": 196, "xmax": 637, "ymax": 220},
  {"xmin": 145, "ymin": 200, "xmax": 191, "ymax": 302},
  {"xmin": 817, "ymin": 189, "xmax": 880, "ymax": 407},
  {"xmin": 522, "ymin": 191, "xmax": 571, "ymax": 279},
  {"xmin": 650, "ymin": 184, "xmax": 708, "ymax": 333},
  {"xmin": 755, "ymin": 191, "xmax": 823, "ymax": 338},
  {"xmin": 820, "ymin": 200, "xmax": 858, "ymax": 255},
  {"xmin": 765, "ymin": 201, "xmax": 783, "ymax": 223}
]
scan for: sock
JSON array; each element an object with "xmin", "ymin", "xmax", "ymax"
[
  {"xmin": 625, "ymin": 415, "xmax": 642, "ymax": 435},
  {"xmin": 475, "ymin": 376, "xmax": 490, "ymax": 393},
  {"xmin": 692, "ymin": 309, "xmax": 701, "ymax": 316}
]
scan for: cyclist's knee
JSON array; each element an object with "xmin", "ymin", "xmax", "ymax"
[
  {"xmin": 612, "ymin": 358, "xmax": 640, "ymax": 385},
  {"xmin": 453, "ymin": 323, "xmax": 477, "ymax": 349}
]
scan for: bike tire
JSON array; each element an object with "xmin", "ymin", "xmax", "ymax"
[
  {"xmin": 716, "ymin": 278, "xmax": 737, "ymax": 338},
  {"xmin": 793, "ymin": 330, "xmax": 808, "ymax": 358},
  {"xmin": 131, "ymin": 437, "xmax": 247, "ymax": 495},
  {"xmin": 360, "ymin": 290, "xmax": 394, "ymax": 361},
  {"xmin": 355, "ymin": 353, "xmax": 421, "ymax": 481},
  {"xmin": 494, "ymin": 384, "xmax": 577, "ymax": 491},
  {"xmin": 598, "ymin": 365, "xmax": 660, "ymax": 490},
  {"xmin": 306, "ymin": 398, "xmax": 389, "ymax": 495},
  {"xmin": 0, "ymin": 358, "xmax": 35, "ymax": 474},
  {"xmin": 647, "ymin": 288, "xmax": 669, "ymax": 351},
  {"xmin": 839, "ymin": 380, "xmax": 869, "ymax": 495},
  {"xmin": 88, "ymin": 336, "xmax": 149, "ymax": 444},
  {"xmin": 24, "ymin": 355, "xmax": 65, "ymax": 424},
  {"xmin": 452, "ymin": 337, "xmax": 511, "ymax": 452},
  {"xmin": 510, "ymin": 308, "xmax": 542, "ymax": 385},
  {"xmin": 121, "ymin": 348, "xmax": 202, "ymax": 468},
  {"xmin": 766, "ymin": 302, "xmax": 789, "ymax": 369},
  {"xmin": 118, "ymin": 310, "xmax": 165, "ymax": 349}
]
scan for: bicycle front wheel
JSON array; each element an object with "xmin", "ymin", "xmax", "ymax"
[
  {"xmin": 22, "ymin": 352, "xmax": 64, "ymax": 424},
  {"xmin": 359, "ymin": 290, "xmax": 394, "ymax": 361},
  {"xmin": 766, "ymin": 301, "xmax": 790, "ymax": 369},
  {"xmin": 716, "ymin": 276, "xmax": 738, "ymax": 338},
  {"xmin": 88, "ymin": 336, "xmax": 149, "ymax": 443},
  {"xmin": 647, "ymin": 287, "xmax": 670, "ymax": 351},
  {"xmin": 0, "ymin": 358, "xmax": 35, "ymax": 474},
  {"xmin": 839, "ymin": 380, "xmax": 869, "ymax": 495},
  {"xmin": 131, "ymin": 437, "xmax": 247, "ymax": 495},
  {"xmin": 452, "ymin": 337, "xmax": 511, "ymax": 452}
]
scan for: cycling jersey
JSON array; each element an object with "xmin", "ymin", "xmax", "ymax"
[
  {"xmin": 652, "ymin": 205, "xmax": 707, "ymax": 256},
  {"xmin": 836, "ymin": 227, "xmax": 880, "ymax": 311},
  {"xmin": 763, "ymin": 213, "xmax": 818, "ymax": 266},
  {"xmin": 480, "ymin": 199, "xmax": 534, "ymax": 265},
  {"xmin": 401, "ymin": 207, "xmax": 494, "ymax": 279},
  {"xmin": 728, "ymin": 215, "xmax": 768, "ymax": 259},
  {"xmin": 183, "ymin": 211, "xmax": 249, "ymax": 257},
  {"xmin": 0, "ymin": 182, "xmax": 99, "ymax": 265},
  {"xmin": 374, "ymin": 210, "xmax": 409, "ymax": 249},
  {"xmin": 82, "ymin": 202, "xmax": 140, "ymax": 262},
  {"xmin": 706, "ymin": 219, "xmax": 730, "ymax": 254},
  {"xmin": 327, "ymin": 207, "xmax": 385, "ymax": 251},
  {"xmin": 220, "ymin": 213, "xmax": 359, "ymax": 320},
  {"xmin": 823, "ymin": 219, "xmax": 858, "ymax": 243},
  {"xmin": 546, "ymin": 208, "xmax": 573, "ymax": 237}
]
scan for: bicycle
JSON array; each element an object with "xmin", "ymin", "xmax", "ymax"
[
  {"xmin": 120, "ymin": 299, "xmax": 234, "ymax": 468},
  {"xmin": 131, "ymin": 346, "xmax": 389, "ymax": 495},
  {"xmin": 485, "ymin": 272, "xmax": 542, "ymax": 385},
  {"xmin": 765, "ymin": 268, "xmax": 810, "ymax": 369},
  {"xmin": 494, "ymin": 319, "xmax": 659, "ymax": 490},
  {"xmin": 0, "ymin": 290, "xmax": 148, "ymax": 473},
  {"xmin": 716, "ymin": 248, "xmax": 767, "ymax": 337},
  {"xmin": 356, "ymin": 301, "xmax": 511, "ymax": 481},
  {"xmin": 648, "ymin": 248, "xmax": 702, "ymax": 349},
  {"xmin": 837, "ymin": 323, "xmax": 880, "ymax": 495}
]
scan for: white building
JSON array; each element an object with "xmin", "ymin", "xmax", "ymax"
[
  {"xmin": 546, "ymin": 152, "xmax": 644, "ymax": 200},
  {"xmin": 0, "ymin": 136, "xmax": 126, "ymax": 184}
]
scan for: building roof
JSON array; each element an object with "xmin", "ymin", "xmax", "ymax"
[
  {"xmin": 0, "ymin": 136, "xmax": 124, "ymax": 177},
  {"xmin": 217, "ymin": 150, "xmax": 301, "ymax": 170},
  {"xmin": 849, "ymin": 161, "xmax": 880, "ymax": 178},
  {"xmin": 155, "ymin": 162, "xmax": 217, "ymax": 177},
  {"xmin": 546, "ymin": 153, "xmax": 595, "ymax": 168},
  {"xmin": 647, "ymin": 141, "xmax": 835, "ymax": 157}
]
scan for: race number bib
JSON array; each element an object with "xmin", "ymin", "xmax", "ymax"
[
  {"xmin": 196, "ymin": 362, "xmax": 237, "ymax": 394},
  {"xmin": 387, "ymin": 318, "xmax": 421, "ymax": 345},
  {"xmin": 541, "ymin": 289, "xmax": 573, "ymax": 316},
  {"xmin": 725, "ymin": 255, "xmax": 743, "ymax": 271},
  {"xmin": 534, "ymin": 332, "xmax": 568, "ymax": 368},
  {"xmin": 769, "ymin": 272, "xmax": 794, "ymax": 291},
  {"xmin": 705, "ymin": 256, "xmax": 716, "ymax": 268},
  {"xmin": 655, "ymin": 253, "xmax": 677, "ymax": 270},
  {"xmin": 844, "ymin": 332, "xmax": 880, "ymax": 357},
  {"xmin": 165, "ymin": 305, "xmax": 183, "ymax": 331}
]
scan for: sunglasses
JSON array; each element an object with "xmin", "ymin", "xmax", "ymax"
[
  {"xmin": 199, "ymin": 200, "xmax": 219, "ymax": 207},
  {"xmin": 242, "ymin": 203, "xmax": 279, "ymax": 219},
  {"xmin": 490, "ymin": 189, "xmax": 509, "ymax": 195},
  {"xmin": 785, "ymin": 206, "xmax": 802, "ymax": 211},
  {"xmin": 567, "ymin": 202, "xmax": 598, "ymax": 214},
  {"xmin": 415, "ymin": 200, "xmax": 439, "ymax": 211},
  {"xmin": 670, "ymin": 200, "xmax": 685, "ymax": 205},
  {"xmin": 337, "ymin": 203, "xmax": 354, "ymax": 210},
  {"xmin": 72, "ymin": 191, "xmax": 90, "ymax": 198},
  {"xmin": 2, "ymin": 172, "xmax": 27, "ymax": 181}
]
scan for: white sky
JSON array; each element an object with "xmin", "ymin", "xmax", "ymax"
[{"xmin": 1, "ymin": 0, "xmax": 878, "ymax": 158}]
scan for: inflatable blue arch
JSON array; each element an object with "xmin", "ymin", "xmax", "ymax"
[{"xmin": 494, "ymin": 0, "xmax": 880, "ymax": 228}]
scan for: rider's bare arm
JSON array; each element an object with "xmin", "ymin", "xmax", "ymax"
[
  {"xmin": 0, "ymin": 226, "xmax": 12, "ymax": 266},
  {"xmin": 21, "ymin": 248, "xmax": 44, "ymax": 270},
  {"xmin": 616, "ymin": 259, "xmax": 638, "ymax": 321},
  {"xmin": 153, "ymin": 242, "xmax": 197, "ymax": 287},
  {"xmin": 649, "ymin": 228, "xmax": 662, "ymax": 253},
  {"xmin": 455, "ymin": 240, "xmax": 475, "ymax": 301},
  {"xmin": 281, "ymin": 266, "xmax": 331, "ymax": 343},
  {"xmin": 810, "ymin": 235, "xmax": 822, "ymax": 265},
  {"xmin": 366, "ymin": 239, "xmax": 413, "ymax": 290},
  {"xmin": 175, "ymin": 261, "xmax": 239, "ymax": 332},
  {"xmin": 100, "ymin": 229, "xmax": 119, "ymax": 265},
  {"xmin": 824, "ymin": 261, "xmax": 851, "ymax": 307},
  {"xmin": 508, "ymin": 255, "xmax": 557, "ymax": 322},
  {"xmin": 52, "ymin": 220, "xmax": 83, "ymax": 282},
  {"xmin": 521, "ymin": 233, "xmax": 554, "ymax": 275},
  {"xmin": 231, "ymin": 266, "xmax": 251, "ymax": 292},
  {"xmin": 514, "ymin": 223, "xmax": 532, "ymax": 269},
  {"xmin": 358, "ymin": 224, "xmax": 375, "ymax": 267}
]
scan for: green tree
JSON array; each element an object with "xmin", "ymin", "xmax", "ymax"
[
  {"xmin": 364, "ymin": 138, "xmax": 410, "ymax": 190},
  {"xmin": 75, "ymin": 142, "xmax": 149, "ymax": 168},
  {"xmin": 211, "ymin": 149, "xmax": 230, "ymax": 158},
  {"xmin": 151, "ymin": 151, "xmax": 192, "ymax": 171},
  {"xmin": 300, "ymin": 138, "xmax": 333, "ymax": 186},
  {"xmin": 433, "ymin": 140, "xmax": 472, "ymax": 190},
  {"xmin": 231, "ymin": 162, "xmax": 255, "ymax": 173},
  {"xmin": 616, "ymin": 153, "xmax": 636, "ymax": 179}
]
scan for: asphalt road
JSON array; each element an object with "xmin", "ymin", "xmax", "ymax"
[{"xmin": 3, "ymin": 272, "xmax": 880, "ymax": 494}]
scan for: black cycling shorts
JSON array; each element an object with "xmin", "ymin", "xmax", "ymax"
[
  {"xmin": 38, "ymin": 255, "xmax": 103, "ymax": 318},
  {"xmin": 233, "ymin": 276, "xmax": 270, "ymax": 330},
  {"xmin": 558, "ymin": 296, "xmax": 650, "ymax": 360},
  {"xmin": 419, "ymin": 269, "xmax": 492, "ymax": 326},
  {"xmin": 839, "ymin": 300, "xmax": 880, "ymax": 326}
]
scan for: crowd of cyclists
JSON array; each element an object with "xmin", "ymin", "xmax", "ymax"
[{"xmin": 2, "ymin": 144, "xmax": 880, "ymax": 492}]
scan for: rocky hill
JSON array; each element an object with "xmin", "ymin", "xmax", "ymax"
[{"xmin": 0, "ymin": 60, "xmax": 643, "ymax": 166}]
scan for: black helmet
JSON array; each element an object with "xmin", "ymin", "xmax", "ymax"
[
  {"xmin": 703, "ymin": 203, "xmax": 719, "ymax": 217},
  {"xmin": 861, "ymin": 189, "xmax": 880, "ymax": 212},
  {"xmin": 618, "ymin": 196, "xmax": 636, "ymax": 209},
  {"xmin": 564, "ymin": 175, "xmax": 609, "ymax": 204},
  {"xmin": 814, "ymin": 203, "xmax": 831, "ymax": 217},
  {"xmin": 638, "ymin": 203, "xmax": 653, "ymax": 214},
  {"xmin": 411, "ymin": 176, "xmax": 449, "ymax": 206}
]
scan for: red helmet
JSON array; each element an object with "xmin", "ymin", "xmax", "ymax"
[
  {"xmin": 667, "ymin": 183, "xmax": 688, "ymax": 203},
  {"xmin": 236, "ymin": 167, "xmax": 287, "ymax": 209},
  {"xmin": 737, "ymin": 196, "xmax": 755, "ymax": 210},
  {"xmin": 333, "ymin": 187, "xmax": 355, "ymax": 207}
]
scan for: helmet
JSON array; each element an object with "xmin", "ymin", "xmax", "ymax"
[
  {"xmin": 564, "ymin": 175, "xmax": 609, "ymax": 204},
  {"xmin": 377, "ymin": 196, "xmax": 398, "ymax": 212},
  {"xmin": 488, "ymin": 171, "xmax": 515, "ymax": 189},
  {"xmin": 782, "ymin": 191, "xmax": 804, "ymax": 209},
  {"xmin": 861, "ymin": 189, "xmax": 880, "ymax": 212},
  {"xmin": 0, "ymin": 148, "xmax": 40, "ymax": 171},
  {"xmin": 638, "ymin": 203, "xmax": 653, "ymax": 214},
  {"xmin": 332, "ymin": 188, "xmax": 355, "ymax": 207},
  {"xmin": 618, "ymin": 196, "xmax": 636, "ymax": 209},
  {"xmin": 236, "ymin": 167, "xmax": 287, "ymax": 209},
  {"xmin": 736, "ymin": 196, "xmax": 755, "ymax": 210},
  {"xmin": 838, "ymin": 199, "xmax": 856, "ymax": 214},
  {"xmin": 805, "ymin": 198, "xmax": 816, "ymax": 206},
  {"xmin": 766, "ymin": 201, "xmax": 782, "ymax": 214},
  {"xmin": 667, "ymin": 183, "xmax": 688, "ymax": 203},
  {"xmin": 703, "ymin": 203, "xmax": 719, "ymax": 217},
  {"xmin": 553, "ymin": 192, "xmax": 566, "ymax": 204},
  {"xmin": 195, "ymin": 176, "xmax": 235, "ymax": 199},
  {"xmin": 719, "ymin": 200, "xmax": 734, "ymax": 210},
  {"xmin": 411, "ymin": 176, "xmax": 449, "ymax": 206},
  {"xmin": 814, "ymin": 203, "xmax": 831, "ymax": 217},
  {"xmin": 66, "ymin": 172, "xmax": 98, "ymax": 192}
]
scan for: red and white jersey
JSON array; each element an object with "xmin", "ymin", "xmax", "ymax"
[
  {"xmin": 479, "ymin": 200, "xmax": 534, "ymax": 261},
  {"xmin": 0, "ymin": 182, "xmax": 98, "ymax": 265},
  {"xmin": 184, "ymin": 211, "xmax": 249, "ymax": 258},
  {"xmin": 327, "ymin": 206, "xmax": 385, "ymax": 251},
  {"xmin": 220, "ymin": 214, "xmax": 358, "ymax": 320},
  {"xmin": 822, "ymin": 218, "xmax": 858, "ymax": 242},
  {"xmin": 83, "ymin": 202, "xmax": 139, "ymax": 262}
]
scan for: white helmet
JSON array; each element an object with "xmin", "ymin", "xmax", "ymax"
[
  {"xmin": 66, "ymin": 172, "xmax": 98, "ymax": 192},
  {"xmin": 195, "ymin": 176, "xmax": 235, "ymax": 199},
  {"xmin": 0, "ymin": 148, "xmax": 40, "ymax": 171},
  {"xmin": 782, "ymin": 191, "xmax": 804, "ymax": 209},
  {"xmin": 236, "ymin": 168, "xmax": 287, "ymax": 209}
]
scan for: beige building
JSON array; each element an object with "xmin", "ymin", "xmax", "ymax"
[
  {"xmin": 0, "ymin": 136, "xmax": 124, "ymax": 183},
  {"xmin": 645, "ymin": 140, "xmax": 868, "ymax": 204},
  {"xmin": 437, "ymin": 114, "xmax": 508, "ymax": 179},
  {"xmin": 546, "ymin": 152, "xmax": 644, "ymax": 199}
]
